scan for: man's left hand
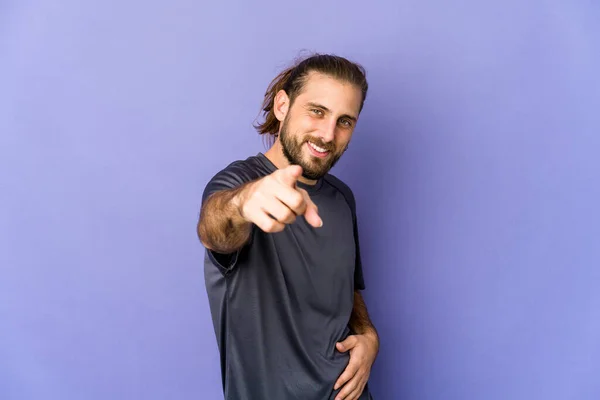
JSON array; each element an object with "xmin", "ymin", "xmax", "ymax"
[{"xmin": 333, "ymin": 332, "xmax": 379, "ymax": 400}]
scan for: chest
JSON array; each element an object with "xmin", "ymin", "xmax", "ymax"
[{"xmin": 270, "ymin": 193, "xmax": 356, "ymax": 286}]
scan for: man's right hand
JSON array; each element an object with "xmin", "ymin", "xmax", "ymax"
[{"xmin": 237, "ymin": 165, "xmax": 323, "ymax": 233}]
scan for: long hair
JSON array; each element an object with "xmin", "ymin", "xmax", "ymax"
[{"xmin": 254, "ymin": 53, "xmax": 368, "ymax": 146}]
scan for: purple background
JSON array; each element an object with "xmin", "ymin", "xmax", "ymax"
[{"xmin": 2, "ymin": 1, "xmax": 599, "ymax": 399}]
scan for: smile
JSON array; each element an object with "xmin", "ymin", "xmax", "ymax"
[{"xmin": 307, "ymin": 142, "xmax": 330, "ymax": 158}]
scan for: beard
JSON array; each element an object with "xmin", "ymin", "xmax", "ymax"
[{"xmin": 279, "ymin": 116, "xmax": 346, "ymax": 180}]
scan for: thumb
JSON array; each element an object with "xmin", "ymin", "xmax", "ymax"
[
  {"xmin": 276, "ymin": 165, "xmax": 303, "ymax": 187},
  {"xmin": 336, "ymin": 335, "xmax": 357, "ymax": 352},
  {"xmin": 299, "ymin": 189, "xmax": 323, "ymax": 228}
]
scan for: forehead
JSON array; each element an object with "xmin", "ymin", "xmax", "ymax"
[{"xmin": 295, "ymin": 71, "xmax": 362, "ymax": 116}]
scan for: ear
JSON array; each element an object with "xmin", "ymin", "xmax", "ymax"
[{"xmin": 273, "ymin": 89, "xmax": 290, "ymax": 122}]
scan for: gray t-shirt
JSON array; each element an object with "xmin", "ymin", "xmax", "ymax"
[{"xmin": 202, "ymin": 153, "xmax": 371, "ymax": 400}]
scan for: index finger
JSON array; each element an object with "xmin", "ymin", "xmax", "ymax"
[
  {"xmin": 334, "ymin": 361, "xmax": 359, "ymax": 391},
  {"xmin": 298, "ymin": 188, "xmax": 323, "ymax": 228}
]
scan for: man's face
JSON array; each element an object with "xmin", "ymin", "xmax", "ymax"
[{"xmin": 278, "ymin": 72, "xmax": 362, "ymax": 180}]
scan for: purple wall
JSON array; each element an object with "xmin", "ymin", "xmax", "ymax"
[{"xmin": 2, "ymin": 1, "xmax": 599, "ymax": 399}]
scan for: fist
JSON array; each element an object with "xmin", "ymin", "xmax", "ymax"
[{"xmin": 239, "ymin": 165, "xmax": 323, "ymax": 232}]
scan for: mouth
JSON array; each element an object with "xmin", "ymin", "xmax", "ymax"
[{"xmin": 306, "ymin": 141, "xmax": 331, "ymax": 158}]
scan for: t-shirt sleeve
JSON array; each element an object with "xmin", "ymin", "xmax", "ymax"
[
  {"xmin": 352, "ymin": 205, "xmax": 366, "ymax": 291},
  {"xmin": 325, "ymin": 175, "xmax": 366, "ymax": 291},
  {"xmin": 341, "ymin": 183, "xmax": 366, "ymax": 291},
  {"xmin": 200, "ymin": 161, "xmax": 258, "ymax": 273}
]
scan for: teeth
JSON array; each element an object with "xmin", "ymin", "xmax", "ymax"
[{"xmin": 309, "ymin": 142, "xmax": 328, "ymax": 153}]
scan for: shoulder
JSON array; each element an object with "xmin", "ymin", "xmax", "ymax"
[
  {"xmin": 208, "ymin": 154, "xmax": 272, "ymax": 185},
  {"xmin": 213, "ymin": 155, "xmax": 269, "ymax": 182},
  {"xmin": 202, "ymin": 154, "xmax": 270, "ymax": 202},
  {"xmin": 323, "ymin": 173, "xmax": 357, "ymax": 211}
]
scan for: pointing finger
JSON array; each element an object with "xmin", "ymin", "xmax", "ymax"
[{"xmin": 298, "ymin": 188, "xmax": 322, "ymax": 228}]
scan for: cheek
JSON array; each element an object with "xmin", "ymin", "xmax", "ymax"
[
  {"xmin": 335, "ymin": 131, "xmax": 353, "ymax": 150},
  {"xmin": 289, "ymin": 115, "xmax": 317, "ymax": 136},
  {"xmin": 303, "ymin": 116, "xmax": 322, "ymax": 131}
]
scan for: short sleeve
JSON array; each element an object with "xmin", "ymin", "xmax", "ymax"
[
  {"xmin": 201, "ymin": 161, "xmax": 254, "ymax": 204},
  {"xmin": 200, "ymin": 161, "xmax": 259, "ymax": 273},
  {"xmin": 352, "ymin": 203, "xmax": 366, "ymax": 291},
  {"xmin": 341, "ymin": 182, "xmax": 366, "ymax": 291},
  {"xmin": 323, "ymin": 175, "xmax": 366, "ymax": 291}
]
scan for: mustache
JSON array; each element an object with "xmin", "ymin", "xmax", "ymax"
[{"xmin": 303, "ymin": 136, "xmax": 335, "ymax": 152}]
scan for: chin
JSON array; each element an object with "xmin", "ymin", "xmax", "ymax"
[{"xmin": 302, "ymin": 171, "xmax": 324, "ymax": 180}]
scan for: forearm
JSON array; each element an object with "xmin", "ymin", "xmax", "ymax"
[
  {"xmin": 349, "ymin": 291, "xmax": 379, "ymax": 343},
  {"xmin": 197, "ymin": 184, "xmax": 253, "ymax": 254}
]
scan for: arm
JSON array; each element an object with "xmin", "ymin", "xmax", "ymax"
[
  {"xmin": 349, "ymin": 290, "xmax": 379, "ymax": 349},
  {"xmin": 197, "ymin": 183, "xmax": 253, "ymax": 254},
  {"xmin": 334, "ymin": 291, "xmax": 379, "ymax": 399},
  {"xmin": 198, "ymin": 164, "xmax": 322, "ymax": 255}
]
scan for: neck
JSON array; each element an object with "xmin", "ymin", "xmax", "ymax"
[{"xmin": 264, "ymin": 138, "xmax": 318, "ymax": 185}]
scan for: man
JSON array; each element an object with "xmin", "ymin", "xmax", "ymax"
[{"xmin": 197, "ymin": 53, "xmax": 379, "ymax": 400}]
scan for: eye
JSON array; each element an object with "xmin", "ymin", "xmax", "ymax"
[
  {"xmin": 339, "ymin": 118, "xmax": 352, "ymax": 128},
  {"xmin": 311, "ymin": 108, "xmax": 324, "ymax": 116}
]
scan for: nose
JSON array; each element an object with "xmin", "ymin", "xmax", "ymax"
[{"xmin": 318, "ymin": 118, "xmax": 337, "ymax": 143}]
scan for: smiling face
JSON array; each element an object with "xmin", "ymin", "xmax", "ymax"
[{"xmin": 274, "ymin": 71, "xmax": 363, "ymax": 181}]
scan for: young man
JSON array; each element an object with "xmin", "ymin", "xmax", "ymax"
[{"xmin": 197, "ymin": 54, "xmax": 379, "ymax": 400}]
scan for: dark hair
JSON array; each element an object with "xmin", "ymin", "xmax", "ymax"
[{"xmin": 254, "ymin": 53, "xmax": 368, "ymax": 143}]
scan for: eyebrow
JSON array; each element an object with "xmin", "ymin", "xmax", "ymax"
[{"xmin": 306, "ymin": 102, "xmax": 357, "ymax": 122}]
